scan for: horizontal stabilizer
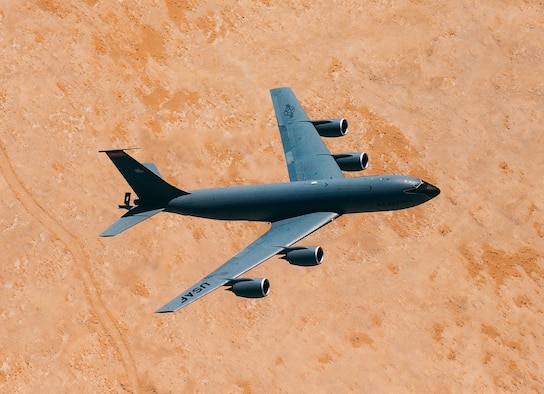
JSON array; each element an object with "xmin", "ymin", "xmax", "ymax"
[
  {"xmin": 100, "ymin": 207, "xmax": 164, "ymax": 237},
  {"xmin": 143, "ymin": 162, "xmax": 162, "ymax": 177}
]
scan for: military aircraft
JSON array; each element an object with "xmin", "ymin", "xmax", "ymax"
[{"xmin": 100, "ymin": 87, "xmax": 440, "ymax": 313}]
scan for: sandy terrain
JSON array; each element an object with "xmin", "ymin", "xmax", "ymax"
[{"xmin": 1, "ymin": 1, "xmax": 543, "ymax": 392}]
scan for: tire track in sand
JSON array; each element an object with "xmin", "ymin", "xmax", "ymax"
[{"xmin": 0, "ymin": 143, "xmax": 141, "ymax": 392}]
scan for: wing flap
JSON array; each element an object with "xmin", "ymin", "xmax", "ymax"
[{"xmin": 155, "ymin": 211, "xmax": 339, "ymax": 313}]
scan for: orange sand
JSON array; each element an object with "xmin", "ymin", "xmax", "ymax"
[{"xmin": 1, "ymin": 1, "xmax": 543, "ymax": 392}]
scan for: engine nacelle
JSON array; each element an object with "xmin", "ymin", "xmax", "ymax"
[
  {"xmin": 282, "ymin": 246, "xmax": 324, "ymax": 267},
  {"xmin": 332, "ymin": 152, "xmax": 369, "ymax": 171},
  {"xmin": 230, "ymin": 278, "xmax": 270, "ymax": 298},
  {"xmin": 310, "ymin": 118, "xmax": 348, "ymax": 137}
]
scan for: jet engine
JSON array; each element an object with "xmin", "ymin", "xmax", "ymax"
[
  {"xmin": 310, "ymin": 118, "xmax": 348, "ymax": 137},
  {"xmin": 332, "ymin": 152, "xmax": 369, "ymax": 171},
  {"xmin": 230, "ymin": 278, "xmax": 270, "ymax": 298},
  {"xmin": 282, "ymin": 246, "xmax": 324, "ymax": 266}
]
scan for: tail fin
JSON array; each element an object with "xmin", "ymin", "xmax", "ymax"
[
  {"xmin": 99, "ymin": 149, "xmax": 188, "ymax": 237},
  {"xmin": 100, "ymin": 149, "xmax": 188, "ymax": 205}
]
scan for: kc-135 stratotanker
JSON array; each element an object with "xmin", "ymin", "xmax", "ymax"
[{"xmin": 100, "ymin": 87, "xmax": 440, "ymax": 313}]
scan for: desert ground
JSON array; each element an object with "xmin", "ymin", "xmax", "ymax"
[{"xmin": 1, "ymin": 1, "xmax": 543, "ymax": 392}]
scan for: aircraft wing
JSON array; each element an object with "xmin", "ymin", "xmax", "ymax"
[
  {"xmin": 270, "ymin": 87, "xmax": 345, "ymax": 181},
  {"xmin": 155, "ymin": 211, "xmax": 339, "ymax": 313}
]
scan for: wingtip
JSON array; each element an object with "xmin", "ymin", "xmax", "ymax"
[
  {"xmin": 155, "ymin": 303, "xmax": 177, "ymax": 313},
  {"xmin": 270, "ymin": 86, "xmax": 291, "ymax": 94}
]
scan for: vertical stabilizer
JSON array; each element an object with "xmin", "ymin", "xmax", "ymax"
[
  {"xmin": 99, "ymin": 149, "xmax": 189, "ymax": 237},
  {"xmin": 100, "ymin": 149, "xmax": 188, "ymax": 205}
]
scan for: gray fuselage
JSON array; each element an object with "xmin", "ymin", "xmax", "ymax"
[{"xmin": 166, "ymin": 175, "xmax": 438, "ymax": 222}]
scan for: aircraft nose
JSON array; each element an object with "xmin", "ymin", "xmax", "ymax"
[{"xmin": 406, "ymin": 181, "xmax": 440, "ymax": 200}]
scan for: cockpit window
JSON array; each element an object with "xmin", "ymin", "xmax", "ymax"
[
  {"xmin": 405, "ymin": 181, "xmax": 440, "ymax": 198},
  {"xmin": 404, "ymin": 181, "xmax": 423, "ymax": 193}
]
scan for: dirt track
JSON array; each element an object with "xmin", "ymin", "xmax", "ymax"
[{"xmin": 1, "ymin": 1, "xmax": 543, "ymax": 392}]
